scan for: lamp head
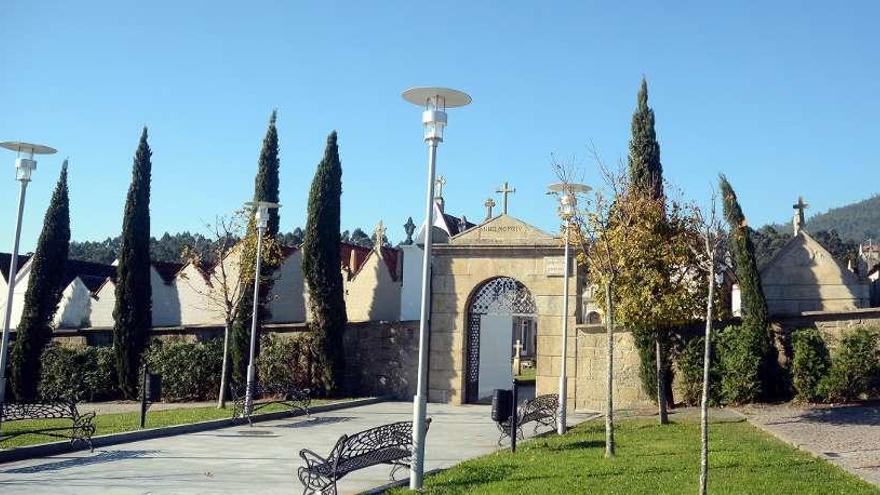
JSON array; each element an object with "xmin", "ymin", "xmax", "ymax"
[
  {"xmin": 244, "ymin": 201, "xmax": 281, "ymax": 230},
  {"xmin": 402, "ymin": 87, "xmax": 471, "ymax": 143},
  {"xmin": 1, "ymin": 141, "xmax": 57, "ymax": 183}
]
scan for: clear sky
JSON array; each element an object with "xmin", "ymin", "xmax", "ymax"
[{"xmin": 1, "ymin": 1, "xmax": 878, "ymax": 252}]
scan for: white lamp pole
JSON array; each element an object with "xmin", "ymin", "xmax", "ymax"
[
  {"xmin": 243, "ymin": 200, "xmax": 280, "ymax": 416},
  {"xmin": 0, "ymin": 141, "xmax": 56, "ymax": 407},
  {"xmin": 547, "ymin": 182, "xmax": 590, "ymax": 435},
  {"xmin": 402, "ymin": 87, "xmax": 470, "ymax": 489}
]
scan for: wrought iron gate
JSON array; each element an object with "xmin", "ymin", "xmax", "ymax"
[{"xmin": 465, "ymin": 277, "xmax": 537, "ymax": 403}]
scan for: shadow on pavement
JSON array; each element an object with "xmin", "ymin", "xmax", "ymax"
[{"xmin": 2, "ymin": 450, "xmax": 159, "ymax": 474}]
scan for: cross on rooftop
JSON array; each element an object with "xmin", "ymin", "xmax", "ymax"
[
  {"xmin": 793, "ymin": 196, "xmax": 809, "ymax": 235},
  {"xmin": 496, "ymin": 181, "xmax": 516, "ymax": 215},
  {"xmin": 374, "ymin": 220, "xmax": 386, "ymax": 247},
  {"xmin": 484, "ymin": 197, "xmax": 496, "ymax": 220},
  {"xmin": 435, "ymin": 175, "xmax": 447, "ymax": 198}
]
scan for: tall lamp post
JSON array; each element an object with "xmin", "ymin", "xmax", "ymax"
[
  {"xmin": 402, "ymin": 86, "xmax": 470, "ymax": 489},
  {"xmin": 243, "ymin": 200, "xmax": 280, "ymax": 416},
  {"xmin": 0, "ymin": 141, "xmax": 56, "ymax": 407},
  {"xmin": 547, "ymin": 181, "xmax": 590, "ymax": 435}
]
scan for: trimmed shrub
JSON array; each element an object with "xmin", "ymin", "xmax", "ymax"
[
  {"xmin": 819, "ymin": 327, "xmax": 880, "ymax": 403},
  {"xmin": 790, "ymin": 328, "xmax": 831, "ymax": 402},
  {"xmin": 676, "ymin": 336, "xmax": 721, "ymax": 407},
  {"xmin": 716, "ymin": 325, "xmax": 764, "ymax": 405},
  {"xmin": 38, "ymin": 344, "xmax": 118, "ymax": 402},
  {"xmin": 257, "ymin": 334, "xmax": 315, "ymax": 392},
  {"xmin": 144, "ymin": 338, "xmax": 223, "ymax": 402}
]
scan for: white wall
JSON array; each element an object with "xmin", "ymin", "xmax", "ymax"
[
  {"xmin": 89, "ymin": 281, "xmax": 116, "ymax": 328},
  {"xmin": 56, "ymin": 278, "xmax": 93, "ymax": 328},
  {"xmin": 0, "ymin": 261, "xmax": 32, "ymax": 330},
  {"xmin": 345, "ymin": 250, "xmax": 401, "ymax": 322},
  {"xmin": 268, "ymin": 250, "xmax": 306, "ymax": 323}
]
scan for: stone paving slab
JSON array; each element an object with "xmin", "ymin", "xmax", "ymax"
[
  {"xmin": 0, "ymin": 400, "xmax": 595, "ymax": 495},
  {"xmin": 739, "ymin": 402, "xmax": 880, "ymax": 487}
]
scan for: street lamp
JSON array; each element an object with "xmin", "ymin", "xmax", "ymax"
[
  {"xmin": 0, "ymin": 141, "xmax": 57, "ymax": 407},
  {"xmin": 243, "ymin": 200, "xmax": 280, "ymax": 416},
  {"xmin": 402, "ymin": 86, "xmax": 471, "ymax": 489},
  {"xmin": 547, "ymin": 181, "xmax": 590, "ymax": 435}
]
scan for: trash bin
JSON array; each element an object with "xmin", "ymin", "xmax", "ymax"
[{"xmin": 491, "ymin": 389, "xmax": 513, "ymax": 423}]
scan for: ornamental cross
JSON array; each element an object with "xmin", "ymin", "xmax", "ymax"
[
  {"xmin": 792, "ymin": 196, "xmax": 809, "ymax": 235},
  {"xmin": 374, "ymin": 220, "xmax": 386, "ymax": 247},
  {"xmin": 496, "ymin": 181, "xmax": 516, "ymax": 214},
  {"xmin": 403, "ymin": 216, "xmax": 416, "ymax": 245},
  {"xmin": 484, "ymin": 197, "xmax": 496, "ymax": 220},
  {"xmin": 435, "ymin": 175, "xmax": 447, "ymax": 198}
]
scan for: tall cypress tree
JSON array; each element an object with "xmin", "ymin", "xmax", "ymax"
[
  {"xmin": 113, "ymin": 128, "xmax": 153, "ymax": 398},
  {"xmin": 302, "ymin": 131, "xmax": 347, "ymax": 393},
  {"xmin": 719, "ymin": 174, "xmax": 779, "ymax": 398},
  {"xmin": 628, "ymin": 77, "xmax": 664, "ymax": 201},
  {"xmin": 626, "ymin": 77, "xmax": 673, "ymax": 420},
  {"xmin": 718, "ymin": 175, "xmax": 768, "ymax": 330},
  {"xmin": 10, "ymin": 161, "xmax": 70, "ymax": 400},
  {"xmin": 230, "ymin": 111, "xmax": 281, "ymax": 386}
]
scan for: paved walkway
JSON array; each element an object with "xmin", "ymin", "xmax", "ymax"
[
  {"xmin": 739, "ymin": 402, "xmax": 880, "ymax": 487},
  {"xmin": 0, "ymin": 401, "xmax": 595, "ymax": 494}
]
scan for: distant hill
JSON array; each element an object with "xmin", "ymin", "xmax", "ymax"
[{"xmin": 768, "ymin": 195, "xmax": 880, "ymax": 243}]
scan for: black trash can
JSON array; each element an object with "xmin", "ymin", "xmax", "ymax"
[{"xmin": 491, "ymin": 389, "xmax": 513, "ymax": 423}]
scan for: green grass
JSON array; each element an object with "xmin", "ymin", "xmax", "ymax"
[
  {"xmin": 0, "ymin": 399, "xmax": 340, "ymax": 449},
  {"xmin": 390, "ymin": 417, "xmax": 879, "ymax": 495},
  {"xmin": 514, "ymin": 366, "xmax": 536, "ymax": 384}
]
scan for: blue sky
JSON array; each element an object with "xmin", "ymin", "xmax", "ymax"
[{"xmin": 1, "ymin": 1, "xmax": 878, "ymax": 252}]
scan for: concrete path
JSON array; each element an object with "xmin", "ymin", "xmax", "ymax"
[
  {"xmin": 0, "ymin": 401, "xmax": 595, "ymax": 494},
  {"xmin": 739, "ymin": 402, "xmax": 880, "ymax": 487}
]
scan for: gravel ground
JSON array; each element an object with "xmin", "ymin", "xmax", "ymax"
[{"xmin": 739, "ymin": 402, "xmax": 880, "ymax": 487}]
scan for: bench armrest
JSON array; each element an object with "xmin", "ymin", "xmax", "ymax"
[{"xmin": 299, "ymin": 448, "xmax": 329, "ymax": 469}]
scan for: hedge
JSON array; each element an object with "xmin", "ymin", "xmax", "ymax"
[
  {"xmin": 38, "ymin": 344, "xmax": 118, "ymax": 401},
  {"xmin": 143, "ymin": 338, "xmax": 223, "ymax": 402},
  {"xmin": 819, "ymin": 327, "xmax": 880, "ymax": 403},
  {"xmin": 791, "ymin": 328, "xmax": 831, "ymax": 403}
]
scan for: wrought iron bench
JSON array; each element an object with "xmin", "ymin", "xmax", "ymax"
[
  {"xmin": 231, "ymin": 382, "xmax": 311, "ymax": 425},
  {"xmin": 0, "ymin": 401, "xmax": 95, "ymax": 451},
  {"xmin": 497, "ymin": 393, "xmax": 559, "ymax": 445},
  {"xmin": 297, "ymin": 419, "xmax": 431, "ymax": 495}
]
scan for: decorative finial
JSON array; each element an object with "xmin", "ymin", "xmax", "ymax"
[
  {"xmin": 435, "ymin": 175, "xmax": 447, "ymax": 198},
  {"xmin": 403, "ymin": 217, "xmax": 416, "ymax": 245},
  {"xmin": 793, "ymin": 196, "xmax": 809, "ymax": 235},
  {"xmin": 374, "ymin": 220, "xmax": 386, "ymax": 250},
  {"xmin": 458, "ymin": 216, "xmax": 469, "ymax": 232},
  {"xmin": 484, "ymin": 197, "xmax": 496, "ymax": 220},
  {"xmin": 496, "ymin": 181, "xmax": 516, "ymax": 215}
]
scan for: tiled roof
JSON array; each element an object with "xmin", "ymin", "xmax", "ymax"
[
  {"xmin": 61, "ymin": 259, "xmax": 116, "ymax": 292},
  {"xmin": 441, "ymin": 213, "xmax": 476, "ymax": 237},
  {"xmin": 152, "ymin": 261, "xmax": 186, "ymax": 285},
  {"xmin": 340, "ymin": 242, "xmax": 372, "ymax": 275}
]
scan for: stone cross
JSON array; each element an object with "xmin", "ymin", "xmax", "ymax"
[
  {"xmin": 512, "ymin": 339, "xmax": 523, "ymax": 376},
  {"xmin": 792, "ymin": 196, "xmax": 809, "ymax": 235},
  {"xmin": 496, "ymin": 181, "xmax": 516, "ymax": 215},
  {"xmin": 403, "ymin": 216, "xmax": 416, "ymax": 245},
  {"xmin": 435, "ymin": 175, "xmax": 447, "ymax": 198},
  {"xmin": 484, "ymin": 197, "xmax": 496, "ymax": 220},
  {"xmin": 374, "ymin": 220, "xmax": 386, "ymax": 248}
]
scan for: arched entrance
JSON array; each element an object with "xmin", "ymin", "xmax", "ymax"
[{"xmin": 465, "ymin": 277, "xmax": 537, "ymax": 403}]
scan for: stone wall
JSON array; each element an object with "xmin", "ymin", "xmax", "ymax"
[
  {"xmin": 342, "ymin": 320, "xmax": 418, "ymax": 399},
  {"xmin": 773, "ymin": 308, "xmax": 880, "ymax": 354},
  {"xmin": 575, "ymin": 324, "xmax": 651, "ymax": 411}
]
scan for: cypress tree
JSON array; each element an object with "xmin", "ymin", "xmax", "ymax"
[
  {"xmin": 230, "ymin": 111, "xmax": 281, "ymax": 386},
  {"xmin": 9, "ymin": 161, "xmax": 70, "ymax": 400},
  {"xmin": 628, "ymin": 77, "xmax": 664, "ymax": 201},
  {"xmin": 626, "ymin": 77, "xmax": 673, "ymax": 419},
  {"xmin": 113, "ymin": 127, "xmax": 153, "ymax": 398},
  {"xmin": 719, "ymin": 174, "xmax": 780, "ymax": 398},
  {"xmin": 302, "ymin": 131, "xmax": 347, "ymax": 393},
  {"xmin": 718, "ymin": 175, "xmax": 768, "ymax": 330}
]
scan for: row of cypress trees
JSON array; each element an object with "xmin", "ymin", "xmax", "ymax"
[{"xmin": 9, "ymin": 113, "xmax": 349, "ymax": 401}]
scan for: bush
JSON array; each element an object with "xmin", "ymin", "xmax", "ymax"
[
  {"xmin": 38, "ymin": 344, "xmax": 118, "ymax": 401},
  {"xmin": 144, "ymin": 338, "xmax": 223, "ymax": 402},
  {"xmin": 257, "ymin": 334, "xmax": 316, "ymax": 392},
  {"xmin": 819, "ymin": 327, "xmax": 880, "ymax": 403},
  {"xmin": 790, "ymin": 328, "xmax": 831, "ymax": 402},
  {"xmin": 676, "ymin": 336, "xmax": 721, "ymax": 407},
  {"xmin": 716, "ymin": 325, "xmax": 765, "ymax": 405}
]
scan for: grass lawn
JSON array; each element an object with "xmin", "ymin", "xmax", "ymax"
[
  {"xmin": 514, "ymin": 366, "xmax": 536, "ymax": 385},
  {"xmin": 0, "ymin": 399, "xmax": 340, "ymax": 449},
  {"xmin": 390, "ymin": 416, "xmax": 879, "ymax": 495}
]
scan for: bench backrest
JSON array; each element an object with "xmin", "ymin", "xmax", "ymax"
[
  {"xmin": 329, "ymin": 420, "xmax": 418, "ymax": 464},
  {"xmin": 520, "ymin": 394, "xmax": 558, "ymax": 423},
  {"xmin": 1, "ymin": 402, "xmax": 79, "ymax": 423}
]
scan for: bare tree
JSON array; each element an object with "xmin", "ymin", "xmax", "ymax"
[
  {"xmin": 555, "ymin": 149, "xmax": 639, "ymax": 458},
  {"xmin": 180, "ymin": 212, "xmax": 283, "ymax": 408},
  {"xmin": 688, "ymin": 192, "xmax": 725, "ymax": 495}
]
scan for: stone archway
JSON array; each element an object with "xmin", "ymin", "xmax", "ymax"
[{"xmin": 465, "ymin": 276, "xmax": 537, "ymax": 403}]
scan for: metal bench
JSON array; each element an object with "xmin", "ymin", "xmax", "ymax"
[
  {"xmin": 497, "ymin": 393, "xmax": 559, "ymax": 445},
  {"xmin": 0, "ymin": 401, "xmax": 95, "ymax": 451},
  {"xmin": 297, "ymin": 419, "xmax": 431, "ymax": 495},
  {"xmin": 231, "ymin": 382, "xmax": 311, "ymax": 425}
]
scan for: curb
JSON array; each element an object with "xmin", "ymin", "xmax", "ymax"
[
  {"xmin": 0, "ymin": 396, "xmax": 391, "ymax": 464},
  {"xmin": 359, "ymin": 468, "xmax": 444, "ymax": 495}
]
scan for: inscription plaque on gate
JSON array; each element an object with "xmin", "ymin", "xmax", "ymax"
[{"xmin": 544, "ymin": 256, "xmax": 567, "ymax": 276}]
